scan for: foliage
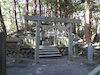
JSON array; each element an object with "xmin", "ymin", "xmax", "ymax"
[
  {"xmin": 0, "ymin": 3, "xmax": 7, "ymax": 34},
  {"xmin": 0, "ymin": 0, "xmax": 100, "ymax": 36}
]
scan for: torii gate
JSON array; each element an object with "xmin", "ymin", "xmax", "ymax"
[{"xmin": 24, "ymin": 15, "xmax": 81, "ymax": 63}]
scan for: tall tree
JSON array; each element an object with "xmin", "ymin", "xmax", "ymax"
[
  {"xmin": 0, "ymin": 3, "xmax": 7, "ymax": 35},
  {"xmin": 39, "ymin": 0, "xmax": 41, "ymax": 16},
  {"xmin": 16, "ymin": 0, "xmax": 24, "ymax": 28},
  {"xmin": 84, "ymin": 0, "xmax": 91, "ymax": 43},
  {"xmin": 33, "ymin": 0, "xmax": 37, "ymax": 15},
  {"xmin": 63, "ymin": 0, "xmax": 67, "ymax": 18},
  {"xmin": 26, "ymin": 0, "xmax": 29, "ymax": 15},
  {"xmin": 25, "ymin": 0, "xmax": 29, "ymax": 32},
  {"xmin": 57, "ymin": 0, "xmax": 61, "ymax": 18},
  {"xmin": 14, "ymin": 0, "xmax": 19, "ymax": 32}
]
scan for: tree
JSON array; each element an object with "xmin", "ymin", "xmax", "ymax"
[
  {"xmin": 0, "ymin": 3, "xmax": 7, "ymax": 35},
  {"xmin": 63, "ymin": 0, "xmax": 68, "ymax": 18},
  {"xmin": 39, "ymin": 0, "xmax": 41, "ymax": 16},
  {"xmin": 25, "ymin": 0, "xmax": 29, "ymax": 32},
  {"xmin": 33, "ymin": 0, "xmax": 37, "ymax": 15},
  {"xmin": 57, "ymin": 0, "xmax": 61, "ymax": 18},
  {"xmin": 84, "ymin": 0, "xmax": 91, "ymax": 43},
  {"xmin": 14, "ymin": 0, "xmax": 19, "ymax": 32},
  {"xmin": 16, "ymin": 0, "xmax": 24, "ymax": 28}
]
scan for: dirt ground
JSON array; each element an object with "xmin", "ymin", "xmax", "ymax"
[{"xmin": 7, "ymin": 56, "xmax": 99, "ymax": 75}]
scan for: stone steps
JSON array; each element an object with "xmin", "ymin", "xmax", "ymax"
[
  {"xmin": 39, "ymin": 45, "xmax": 62, "ymax": 58},
  {"xmin": 39, "ymin": 54, "xmax": 61, "ymax": 58},
  {"xmin": 39, "ymin": 49, "xmax": 59, "ymax": 52},
  {"xmin": 39, "ymin": 51, "xmax": 60, "ymax": 55}
]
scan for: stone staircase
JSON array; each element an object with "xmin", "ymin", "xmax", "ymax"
[{"xmin": 39, "ymin": 45, "xmax": 62, "ymax": 58}]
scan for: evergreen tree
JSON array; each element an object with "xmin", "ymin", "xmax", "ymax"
[
  {"xmin": 84, "ymin": 0, "xmax": 91, "ymax": 43},
  {"xmin": 14, "ymin": 0, "xmax": 19, "ymax": 32}
]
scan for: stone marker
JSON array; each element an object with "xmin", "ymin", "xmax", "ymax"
[{"xmin": 88, "ymin": 43, "xmax": 93, "ymax": 62}]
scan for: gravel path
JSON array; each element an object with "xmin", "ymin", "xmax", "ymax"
[{"xmin": 7, "ymin": 56, "xmax": 98, "ymax": 75}]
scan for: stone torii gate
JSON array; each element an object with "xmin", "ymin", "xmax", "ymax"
[{"xmin": 24, "ymin": 15, "xmax": 81, "ymax": 63}]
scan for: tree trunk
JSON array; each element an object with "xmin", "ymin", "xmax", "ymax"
[
  {"xmin": 84, "ymin": 0, "xmax": 91, "ymax": 43},
  {"xmin": 57, "ymin": 0, "xmax": 61, "ymax": 18},
  {"xmin": 77, "ymin": 10, "xmax": 79, "ymax": 35},
  {"xmin": 64, "ymin": 0, "xmax": 68, "ymax": 35},
  {"xmin": 14, "ymin": 0, "xmax": 19, "ymax": 32},
  {"xmin": 0, "ymin": 4, "xmax": 7, "ymax": 35},
  {"xmin": 25, "ymin": 0, "xmax": 29, "ymax": 32},
  {"xmin": 26, "ymin": 0, "xmax": 29, "ymax": 15},
  {"xmin": 16, "ymin": 0, "xmax": 24, "ymax": 29},
  {"xmin": 39, "ymin": 0, "xmax": 41, "ymax": 16},
  {"xmin": 33, "ymin": 0, "xmax": 37, "ymax": 15},
  {"xmin": 73, "ymin": 23, "xmax": 76, "ymax": 34},
  {"xmin": 64, "ymin": 0, "xmax": 67, "ymax": 18}
]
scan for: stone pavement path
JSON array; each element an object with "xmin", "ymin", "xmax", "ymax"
[{"xmin": 7, "ymin": 56, "xmax": 97, "ymax": 75}]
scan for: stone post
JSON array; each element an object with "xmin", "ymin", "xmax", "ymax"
[
  {"xmin": 68, "ymin": 23, "xmax": 73, "ymax": 60},
  {"xmin": 88, "ymin": 43, "xmax": 93, "ymax": 62},
  {"xmin": 35, "ymin": 21, "xmax": 40, "ymax": 64},
  {"xmin": 0, "ymin": 32, "xmax": 6, "ymax": 75}
]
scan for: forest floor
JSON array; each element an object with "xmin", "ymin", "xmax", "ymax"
[{"xmin": 7, "ymin": 56, "xmax": 100, "ymax": 75}]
